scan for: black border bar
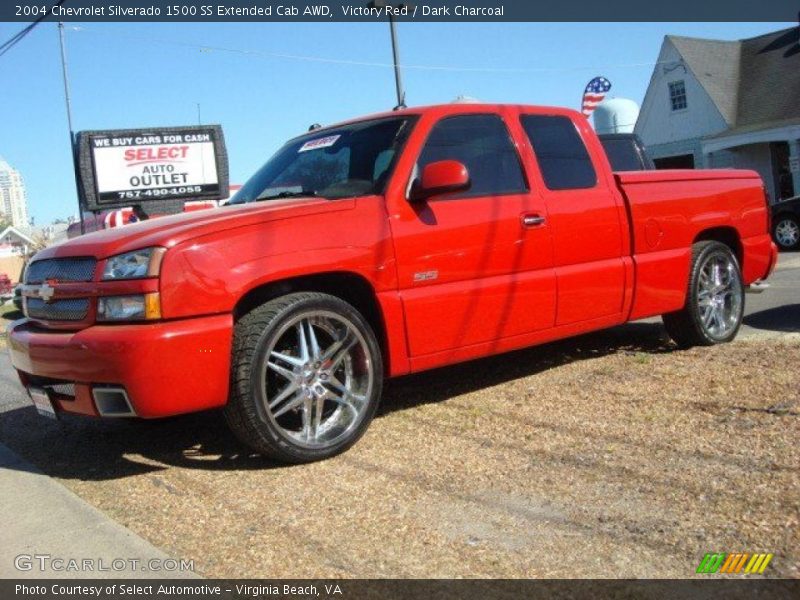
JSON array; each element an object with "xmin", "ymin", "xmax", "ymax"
[
  {"xmin": 4, "ymin": 579, "xmax": 800, "ymax": 600},
  {"xmin": 3, "ymin": 1, "xmax": 800, "ymax": 22}
]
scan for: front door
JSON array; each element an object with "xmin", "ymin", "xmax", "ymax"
[{"xmin": 388, "ymin": 112, "xmax": 557, "ymax": 357}]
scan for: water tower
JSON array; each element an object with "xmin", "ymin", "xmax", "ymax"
[{"xmin": 593, "ymin": 98, "xmax": 640, "ymax": 134}]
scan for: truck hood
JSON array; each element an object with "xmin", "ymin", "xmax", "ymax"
[{"xmin": 35, "ymin": 197, "xmax": 356, "ymax": 260}]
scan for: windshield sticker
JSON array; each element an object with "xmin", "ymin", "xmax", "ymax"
[{"xmin": 298, "ymin": 135, "xmax": 341, "ymax": 153}]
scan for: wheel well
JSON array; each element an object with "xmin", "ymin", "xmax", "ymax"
[
  {"xmin": 233, "ymin": 272, "xmax": 387, "ymax": 363},
  {"xmin": 694, "ymin": 227, "xmax": 743, "ymax": 266}
]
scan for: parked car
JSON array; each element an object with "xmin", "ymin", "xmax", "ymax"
[
  {"xmin": 0, "ymin": 273, "xmax": 13, "ymax": 305},
  {"xmin": 8, "ymin": 103, "xmax": 777, "ymax": 463},
  {"xmin": 12, "ymin": 283, "xmax": 23, "ymax": 310},
  {"xmin": 12, "ymin": 263, "xmax": 26, "ymax": 311},
  {"xmin": 598, "ymin": 133, "xmax": 655, "ymax": 171},
  {"xmin": 770, "ymin": 195, "xmax": 800, "ymax": 250}
]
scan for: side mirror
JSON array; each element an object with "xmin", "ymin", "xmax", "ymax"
[{"xmin": 411, "ymin": 160, "xmax": 470, "ymax": 201}]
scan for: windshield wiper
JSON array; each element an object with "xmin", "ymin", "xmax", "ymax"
[{"xmin": 255, "ymin": 190, "xmax": 321, "ymax": 202}]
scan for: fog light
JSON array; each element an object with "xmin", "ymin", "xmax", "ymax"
[{"xmin": 97, "ymin": 293, "xmax": 161, "ymax": 321}]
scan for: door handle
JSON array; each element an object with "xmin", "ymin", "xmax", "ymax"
[{"xmin": 521, "ymin": 214, "xmax": 546, "ymax": 228}]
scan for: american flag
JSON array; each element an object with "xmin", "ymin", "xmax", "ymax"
[{"xmin": 581, "ymin": 76, "xmax": 612, "ymax": 117}]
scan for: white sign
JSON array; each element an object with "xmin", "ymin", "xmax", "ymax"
[
  {"xmin": 298, "ymin": 135, "xmax": 341, "ymax": 153},
  {"xmin": 93, "ymin": 140, "xmax": 218, "ymax": 195},
  {"xmin": 790, "ymin": 156, "xmax": 800, "ymax": 174},
  {"xmin": 78, "ymin": 126, "xmax": 228, "ymax": 211}
]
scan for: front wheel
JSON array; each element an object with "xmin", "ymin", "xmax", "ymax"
[
  {"xmin": 662, "ymin": 241, "xmax": 744, "ymax": 348},
  {"xmin": 225, "ymin": 292, "xmax": 383, "ymax": 463}
]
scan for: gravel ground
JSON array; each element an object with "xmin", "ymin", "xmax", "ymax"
[{"xmin": 0, "ymin": 324, "xmax": 797, "ymax": 579}]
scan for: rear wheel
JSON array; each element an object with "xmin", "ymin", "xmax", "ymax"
[
  {"xmin": 662, "ymin": 241, "xmax": 744, "ymax": 348},
  {"xmin": 225, "ymin": 292, "xmax": 383, "ymax": 463},
  {"xmin": 773, "ymin": 215, "xmax": 800, "ymax": 250}
]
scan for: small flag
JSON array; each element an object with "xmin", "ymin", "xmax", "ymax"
[{"xmin": 581, "ymin": 76, "xmax": 612, "ymax": 117}]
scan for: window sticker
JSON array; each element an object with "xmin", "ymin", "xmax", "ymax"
[{"xmin": 298, "ymin": 135, "xmax": 341, "ymax": 153}]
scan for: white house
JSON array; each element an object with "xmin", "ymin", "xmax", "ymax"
[
  {"xmin": 0, "ymin": 225, "xmax": 36, "ymax": 282},
  {"xmin": 635, "ymin": 27, "xmax": 800, "ymax": 202}
]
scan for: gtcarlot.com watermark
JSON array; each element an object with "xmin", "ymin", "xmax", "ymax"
[{"xmin": 14, "ymin": 553, "xmax": 194, "ymax": 573}]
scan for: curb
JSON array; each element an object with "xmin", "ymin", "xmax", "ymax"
[{"xmin": 0, "ymin": 442, "xmax": 199, "ymax": 579}]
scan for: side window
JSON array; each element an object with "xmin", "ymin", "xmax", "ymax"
[
  {"xmin": 520, "ymin": 115, "xmax": 597, "ymax": 190},
  {"xmin": 417, "ymin": 114, "xmax": 526, "ymax": 196}
]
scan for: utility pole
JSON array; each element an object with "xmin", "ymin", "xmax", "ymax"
[
  {"xmin": 368, "ymin": 1, "xmax": 412, "ymax": 109},
  {"xmin": 58, "ymin": 22, "xmax": 85, "ymax": 234}
]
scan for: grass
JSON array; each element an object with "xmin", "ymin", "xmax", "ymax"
[{"xmin": 0, "ymin": 302, "xmax": 22, "ymax": 347}]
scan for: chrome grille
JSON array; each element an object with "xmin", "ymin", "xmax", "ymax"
[
  {"xmin": 48, "ymin": 383, "xmax": 76, "ymax": 398},
  {"xmin": 25, "ymin": 298, "xmax": 90, "ymax": 321},
  {"xmin": 25, "ymin": 258, "xmax": 96, "ymax": 284}
]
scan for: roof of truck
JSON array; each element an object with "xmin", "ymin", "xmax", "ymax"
[{"xmin": 295, "ymin": 103, "xmax": 584, "ymax": 139}]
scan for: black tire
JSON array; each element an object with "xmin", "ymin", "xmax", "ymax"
[
  {"xmin": 772, "ymin": 215, "xmax": 800, "ymax": 251},
  {"xmin": 662, "ymin": 241, "xmax": 745, "ymax": 348},
  {"xmin": 224, "ymin": 292, "xmax": 383, "ymax": 463}
]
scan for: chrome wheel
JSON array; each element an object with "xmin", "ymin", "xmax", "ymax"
[
  {"xmin": 696, "ymin": 252, "xmax": 742, "ymax": 340},
  {"xmin": 260, "ymin": 310, "xmax": 374, "ymax": 449},
  {"xmin": 775, "ymin": 218, "xmax": 799, "ymax": 249}
]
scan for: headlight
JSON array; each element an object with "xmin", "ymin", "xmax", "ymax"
[
  {"xmin": 102, "ymin": 247, "xmax": 165, "ymax": 281},
  {"xmin": 97, "ymin": 293, "xmax": 162, "ymax": 321}
]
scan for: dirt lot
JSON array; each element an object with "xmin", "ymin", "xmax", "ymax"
[{"xmin": 0, "ymin": 322, "xmax": 797, "ymax": 579}]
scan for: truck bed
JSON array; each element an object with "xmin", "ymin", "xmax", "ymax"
[{"xmin": 616, "ymin": 169, "xmax": 776, "ymax": 320}]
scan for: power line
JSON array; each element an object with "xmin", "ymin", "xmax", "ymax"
[
  {"xmin": 0, "ymin": 1, "xmax": 67, "ymax": 59},
  {"xmin": 67, "ymin": 25, "xmax": 669, "ymax": 74}
]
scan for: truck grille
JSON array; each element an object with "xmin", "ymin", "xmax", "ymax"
[
  {"xmin": 25, "ymin": 258, "xmax": 97, "ymax": 284},
  {"xmin": 25, "ymin": 298, "xmax": 90, "ymax": 321}
]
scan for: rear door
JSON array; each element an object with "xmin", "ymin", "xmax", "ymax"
[
  {"xmin": 388, "ymin": 111, "xmax": 557, "ymax": 357},
  {"xmin": 519, "ymin": 113, "xmax": 628, "ymax": 326}
]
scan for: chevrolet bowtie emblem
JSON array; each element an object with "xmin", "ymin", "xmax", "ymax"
[{"xmin": 38, "ymin": 282, "xmax": 55, "ymax": 303}]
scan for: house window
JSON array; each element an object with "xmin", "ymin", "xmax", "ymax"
[{"xmin": 669, "ymin": 80, "xmax": 687, "ymax": 111}]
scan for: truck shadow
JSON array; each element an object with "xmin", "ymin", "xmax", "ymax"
[
  {"xmin": 743, "ymin": 304, "xmax": 800, "ymax": 333},
  {"xmin": 0, "ymin": 322, "xmax": 674, "ymax": 480}
]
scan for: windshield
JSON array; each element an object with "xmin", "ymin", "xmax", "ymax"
[{"xmin": 230, "ymin": 116, "xmax": 415, "ymax": 204}]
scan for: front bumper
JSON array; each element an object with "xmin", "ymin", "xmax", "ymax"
[{"xmin": 7, "ymin": 314, "xmax": 233, "ymax": 418}]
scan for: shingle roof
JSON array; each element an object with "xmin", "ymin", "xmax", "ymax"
[
  {"xmin": 667, "ymin": 35, "xmax": 741, "ymax": 125},
  {"xmin": 667, "ymin": 27, "xmax": 800, "ymax": 135}
]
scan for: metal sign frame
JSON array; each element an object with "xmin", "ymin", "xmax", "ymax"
[{"xmin": 76, "ymin": 124, "xmax": 229, "ymax": 213}]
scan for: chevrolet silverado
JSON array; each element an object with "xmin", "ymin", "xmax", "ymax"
[{"xmin": 9, "ymin": 103, "xmax": 778, "ymax": 462}]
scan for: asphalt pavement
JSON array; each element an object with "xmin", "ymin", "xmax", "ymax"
[{"xmin": 0, "ymin": 443, "xmax": 198, "ymax": 579}]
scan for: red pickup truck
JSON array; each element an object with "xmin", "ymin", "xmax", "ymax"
[{"xmin": 9, "ymin": 103, "xmax": 777, "ymax": 463}]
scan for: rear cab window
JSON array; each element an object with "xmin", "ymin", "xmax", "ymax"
[
  {"xmin": 520, "ymin": 114, "xmax": 597, "ymax": 190},
  {"xmin": 600, "ymin": 138, "xmax": 644, "ymax": 172}
]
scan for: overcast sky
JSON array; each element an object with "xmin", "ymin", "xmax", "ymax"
[{"xmin": 0, "ymin": 21, "xmax": 792, "ymax": 224}]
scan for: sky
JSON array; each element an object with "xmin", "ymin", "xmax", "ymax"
[{"xmin": 0, "ymin": 20, "xmax": 793, "ymax": 224}]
